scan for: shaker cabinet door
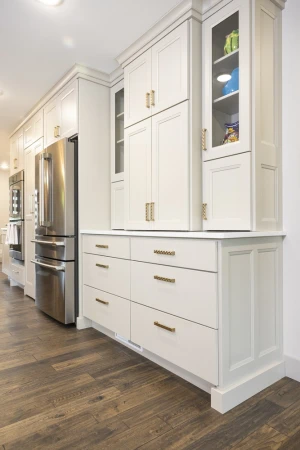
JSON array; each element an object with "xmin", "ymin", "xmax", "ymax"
[
  {"xmin": 151, "ymin": 21, "xmax": 189, "ymax": 115},
  {"xmin": 124, "ymin": 118, "xmax": 153, "ymax": 230},
  {"xmin": 124, "ymin": 49, "xmax": 152, "ymax": 128},
  {"xmin": 59, "ymin": 81, "xmax": 78, "ymax": 139},
  {"xmin": 44, "ymin": 98, "xmax": 60, "ymax": 148},
  {"xmin": 152, "ymin": 102, "xmax": 189, "ymax": 230},
  {"xmin": 203, "ymin": 152, "xmax": 251, "ymax": 230}
]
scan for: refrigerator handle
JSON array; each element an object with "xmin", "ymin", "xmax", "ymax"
[{"xmin": 39, "ymin": 153, "xmax": 52, "ymax": 227}]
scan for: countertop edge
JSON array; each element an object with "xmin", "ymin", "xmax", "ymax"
[{"xmin": 80, "ymin": 230, "xmax": 287, "ymax": 239}]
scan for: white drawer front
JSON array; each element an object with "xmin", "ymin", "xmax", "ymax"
[
  {"xmin": 11, "ymin": 263, "xmax": 25, "ymax": 286},
  {"xmin": 131, "ymin": 237, "xmax": 217, "ymax": 272},
  {"xmin": 83, "ymin": 235, "xmax": 130, "ymax": 259},
  {"xmin": 83, "ymin": 285, "xmax": 130, "ymax": 339},
  {"xmin": 131, "ymin": 303, "xmax": 218, "ymax": 384},
  {"xmin": 83, "ymin": 254, "xmax": 130, "ymax": 299},
  {"xmin": 131, "ymin": 261, "xmax": 218, "ymax": 329}
]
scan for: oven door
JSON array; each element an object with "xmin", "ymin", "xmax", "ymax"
[
  {"xmin": 9, "ymin": 221, "xmax": 24, "ymax": 261},
  {"xmin": 31, "ymin": 256, "xmax": 75, "ymax": 324},
  {"xmin": 9, "ymin": 181, "xmax": 24, "ymax": 221}
]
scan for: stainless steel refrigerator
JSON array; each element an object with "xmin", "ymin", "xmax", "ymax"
[{"xmin": 32, "ymin": 138, "xmax": 77, "ymax": 324}]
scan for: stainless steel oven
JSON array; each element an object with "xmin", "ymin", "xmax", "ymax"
[{"xmin": 9, "ymin": 171, "xmax": 24, "ymax": 261}]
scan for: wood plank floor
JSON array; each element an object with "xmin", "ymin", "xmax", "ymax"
[{"xmin": 0, "ymin": 271, "xmax": 299, "ymax": 449}]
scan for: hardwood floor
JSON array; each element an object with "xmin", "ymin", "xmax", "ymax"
[{"xmin": 0, "ymin": 271, "xmax": 299, "ymax": 449}]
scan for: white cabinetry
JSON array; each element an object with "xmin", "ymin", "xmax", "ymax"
[
  {"xmin": 111, "ymin": 181, "xmax": 124, "ymax": 230},
  {"xmin": 1, "ymin": 229, "xmax": 10, "ymax": 278},
  {"xmin": 23, "ymin": 109, "xmax": 43, "ymax": 149},
  {"xmin": 44, "ymin": 80, "xmax": 78, "ymax": 148},
  {"xmin": 124, "ymin": 22, "xmax": 189, "ymax": 128},
  {"xmin": 81, "ymin": 232, "xmax": 284, "ymax": 414},
  {"xmin": 10, "ymin": 130, "xmax": 24, "ymax": 175},
  {"xmin": 24, "ymin": 140, "xmax": 39, "ymax": 299}
]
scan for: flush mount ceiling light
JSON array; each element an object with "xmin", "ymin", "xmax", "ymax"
[
  {"xmin": 217, "ymin": 73, "xmax": 232, "ymax": 83},
  {"xmin": 0, "ymin": 163, "xmax": 9, "ymax": 170},
  {"xmin": 37, "ymin": 0, "xmax": 64, "ymax": 6}
]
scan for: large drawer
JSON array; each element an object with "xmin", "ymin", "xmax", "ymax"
[
  {"xmin": 131, "ymin": 261, "xmax": 218, "ymax": 329},
  {"xmin": 83, "ymin": 253, "xmax": 130, "ymax": 299},
  {"xmin": 10, "ymin": 261, "xmax": 25, "ymax": 286},
  {"xmin": 131, "ymin": 303, "xmax": 218, "ymax": 384},
  {"xmin": 131, "ymin": 237, "xmax": 217, "ymax": 272},
  {"xmin": 83, "ymin": 285, "xmax": 130, "ymax": 339},
  {"xmin": 83, "ymin": 235, "xmax": 130, "ymax": 259}
]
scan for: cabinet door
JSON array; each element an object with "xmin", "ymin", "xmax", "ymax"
[
  {"xmin": 203, "ymin": 152, "xmax": 251, "ymax": 230},
  {"xmin": 124, "ymin": 118, "xmax": 152, "ymax": 230},
  {"xmin": 33, "ymin": 109, "xmax": 44, "ymax": 142},
  {"xmin": 24, "ymin": 144, "xmax": 36, "ymax": 299},
  {"xmin": 203, "ymin": 0, "xmax": 250, "ymax": 161},
  {"xmin": 44, "ymin": 98, "xmax": 59, "ymax": 148},
  {"xmin": 10, "ymin": 134, "xmax": 18, "ymax": 175},
  {"xmin": 111, "ymin": 181, "xmax": 124, "ymax": 230},
  {"xmin": 124, "ymin": 49, "xmax": 152, "ymax": 128},
  {"xmin": 59, "ymin": 81, "xmax": 78, "ymax": 139},
  {"xmin": 152, "ymin": 102, "xmax": 189, "ymax": 230},
  {"xmin": 111, "ymin": 80, "xmax": 124, "ymax": 182},
  {"xmin": 24, "ymin": 117, "xmax": 34, "ymax": 149},
  {"xmin": 17, "ymin": 131, "xmax": 24, "ymax": 172},
  {"xmin": 151, "ymin": 22, "xmax": 189, "ymax": 115}
]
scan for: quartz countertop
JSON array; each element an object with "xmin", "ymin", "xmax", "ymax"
[{"xmin": 80, "ymin": 230, "xmax": 286, "ymax": 240}]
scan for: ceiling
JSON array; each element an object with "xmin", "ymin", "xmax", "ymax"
[{"xmin": 0, "ymin": 0, "xmax": 181, "ymax": 136}]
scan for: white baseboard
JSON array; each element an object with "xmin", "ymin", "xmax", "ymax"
[
  {"xmin": 285, "ymin": 354, "xmax": 300, "ymax": 382},
  {"xmin": 76, "ymin": 316, "xmax": 92, "ymax": 330},
  {"xmin": 211, "ymin": 361, "xmax": 286, "ymax": 414}
]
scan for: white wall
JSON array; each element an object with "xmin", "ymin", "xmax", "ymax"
[{"xmin": 282, "ymin": 0, "xmax": 300, "ymax": 380}]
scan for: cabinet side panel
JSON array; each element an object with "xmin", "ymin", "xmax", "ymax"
[
  {"xmin": 78, "ymin": 79, "xmax": 110, "ymax": 230},
  {"xmin": 254, "ymin": 0, "xmax": 282, "ymax": 230}
]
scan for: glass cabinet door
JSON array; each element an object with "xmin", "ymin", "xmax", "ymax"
[
  {"xmin": 203, "ymin": 0, "xmax": 250, "ymax": 161},
  {"xmin": 111, "ymin": 81, "xmax": 124, "ymax": 182}
]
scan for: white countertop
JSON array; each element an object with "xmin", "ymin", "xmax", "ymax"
[{"xmin": 80, "ymin": 230, "xmax": 286, "ymax": 240}]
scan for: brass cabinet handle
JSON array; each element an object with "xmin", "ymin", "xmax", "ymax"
[
  {"xmin": 96, "ymin": 263, "xmax": 109, "ymax": 269},
  {"xmin": 150, "ymin": 202, "xmax": 154, "ymax": 221},
  {"xmin": 154, "ymin": 321, "xmax": 175, "ymax": 333},
  {"xmin": 150, "ymin": 90, "xmax": 155, "ymax": 106},
  {"xmin": 54, "ymin": 126, "xmax": 57, "ymax": 138},
  {"xmin": 54, "ymin": 126, "xmax": 61, "ymax": 138},
  {"xmin": 96, "ymin": 298, "xmax": 109, "ymax": 305},
  {"xmin": 96, "ymin": 245, "xmax": 109, "ymax": 249},
  {"xmin": 145, "ymin": 203, "xmax": 150, "ymax": 221},
  {"xmin": 14, "ymin": 158, "xmax": 18, "ymax": 169},
  {"xmin": 202, "ymin": 128, "xmax": 207, "ymax": 151},
  {"xmin": 154, "ymin": 250, "xmax": 175, "ymax": 256},
  {"xmin": 145, "ymin": 92, "xmax": 150, "ymax": 108},
  {"xmin": 202, "ymin": 203, "xmax": 208, "ymax": 221},
  {"xmin": 154, "ymin": 275, "xmax": 175, "ymax": 283}
]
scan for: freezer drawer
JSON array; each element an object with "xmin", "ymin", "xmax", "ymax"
[
  {"xmin": 32, "ymin": 236, "xmax": 75, "ymax": 261},
  {"xmin": 32, "ymin": 256, "xmax": 75, "ymax": 324}
]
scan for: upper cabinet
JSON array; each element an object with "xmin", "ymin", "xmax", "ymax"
[
  {"xmin": 124, "ymin": 22, "xmax": 189, "ymax": 128},
  {"xmin": 10, "ymin": 129, "xmax": 24, "ymax": 176},
  {"xmin": 23, "ymin": 109, "xmax": 43, "ymax": 150},
  {"xmin": 111, "ymin": 80, "xmax": 125, "ymax": 183},
  {"xmin": 44, "ymin": 80, "xmax": 78, "ymax": 148},
  {"xmin": 202, "ymin": 0, "xmax": 250, "ymax": 161}
]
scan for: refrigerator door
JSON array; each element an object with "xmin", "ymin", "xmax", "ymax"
[
  {"xmin": 35, "ymin": 139, "xmax": 75, "ymax": 236},
  {"xmin": 32, "ymin": 256, "xmax": 75, "ymax": 324},
  {"xmin": 32, "ymin": 236, "xmax": 75, "ymax": 261}
]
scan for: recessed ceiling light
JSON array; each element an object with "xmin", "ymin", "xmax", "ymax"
[
  {"xmin": 37, "ymin": 0, "xmax": 64, "ymax": 6},
  {"xmin": 0, "ymin": 163, "xmax": 9, "ymax": 170},
  {"xmin": 217, "ymin": 73, "xmax": 232, "ymax": 83}
]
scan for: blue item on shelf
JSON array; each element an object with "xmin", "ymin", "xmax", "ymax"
[{"xmin": 222, "ymin": 67, "xmax": 239, "ymax": 96}]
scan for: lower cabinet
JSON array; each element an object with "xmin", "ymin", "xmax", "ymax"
[
  {"xmin": 10, "ymin": 260, "xmax": 25, "ymax": 286},
  {"xmin": 131, "ymin": 302, "xmax": 218, "ymax": 384},
  {"xmin": 83, "ymin": 285, "xmax": 130, "ymax": 339}
]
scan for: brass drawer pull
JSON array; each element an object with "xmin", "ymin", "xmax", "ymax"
[
  {"xmin": 150, "ymin": 90, "xmax": 155, "ymax": 106},
  {"xmin": 202, "ymin": 128, "xmax": 207, "ymax": 151},
  {"xmin": 96, "ymin": 298, "xmax": 109, "ymax": 305},
  {"xmin": 96, "ymin": 244, "xmax": 109, "ymax": 249},
  {"xmin": 202, "ymin": 203, "xmax": 208, "ymax": 221},
  {"xmin": 145, "ymin": 203, "xmax": 150, "ymax": 221},
  {"xmin": 150, "ymin": 202, "xmax": 154, "ymax": 221},
  {"xmin": 154, "ymin": 321, "xmax": 175, "ymax": 333},
  {"xmin": 154, "ymin": 250, "xmax": 175, "ymax": 256},
  {"xmin": 145, "ymin": 92, "xmax": 150, "ymax": 108},
  {"xmin": 154, "ymin": 275, "xmax": 175, "ymax": 283},
  {"xmin": 96, "ymin": 263, "xmax": 109, "ymax": 269}
]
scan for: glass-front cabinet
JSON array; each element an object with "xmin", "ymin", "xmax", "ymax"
[
  {"xmin": 111, "ymin": 81, "xmax": 124, "ymax": 182},
  {"xmin": 203, "ymin": 0, "xmax": 250, "ymax": 161}
]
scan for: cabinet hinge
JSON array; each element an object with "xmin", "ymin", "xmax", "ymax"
[{"xmin": 202, "ymin": 203, "xmax": 208, "ymax": 220}]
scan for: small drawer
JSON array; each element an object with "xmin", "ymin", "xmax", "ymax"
[
  {"xmin": 83, "ymin": 254, "xmax": 130, "ymax": 299},
  {"xmin": 131, "ymin": 237, "xmax": 217, "ymax": 272},
  {"xmin": 83, "ymin": 235, "xmax": 130, "ymax": 259},
  {"xmin": 10, "ymin": 262, "xmax": 25, "ymax": 286},
  {"xmin": 131, "ymin": 303, "xmax": 218, "ymax": 384},
  {"xmin": 83, "ymin": 285, "xmax": 130, "ymax": 339},
  {"xmin": 131, "ymin": 261, "xmax": 218, "ymax": 329}
]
